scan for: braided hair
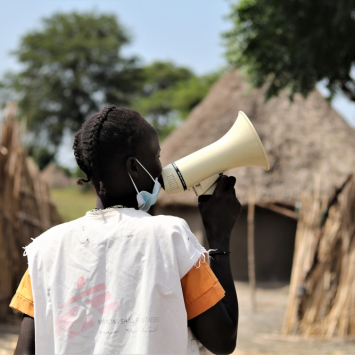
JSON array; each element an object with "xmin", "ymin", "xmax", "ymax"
[{"xmin": 73, "ymin": 105, "xmax": 145, "ymax": 195}]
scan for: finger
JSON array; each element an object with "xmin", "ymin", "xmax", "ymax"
[
  {"xmin": 223, "ymin": 176, "xmax": 235, "ymax": 192},
  {"xmin": 228, "ymin": 176, "xmax": 236, "ymax": 190},
  {"xmin": 227, "ymin": 176, "xmax": 237, "ymax": 196},
  {"xmin": 198, "ymin": 195, "xmax": 212, "ymax": 203},
  {"xmin": 213, "ymin": 175, "xmax": 230, "ymax": 196}
]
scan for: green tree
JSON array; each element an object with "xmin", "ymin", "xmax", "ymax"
[
  {"xmin": 0, "ymin": 11, "xmax": 143, "ymax": 147},
  {"xmin": 224, "ymin": 0, "xmax": 355, "ymax": 102},
  {"xmin": 133, "ymin": 61, "xmax": 220, "ymax": 139},
  {"xmin": 0, "ymin": 11, "xmax": 220, "ymax": 169}
]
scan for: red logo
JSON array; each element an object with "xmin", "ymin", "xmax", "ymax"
[{"xmin": 54, "ymin": 277, "xmax": 119, "ymax": 338}]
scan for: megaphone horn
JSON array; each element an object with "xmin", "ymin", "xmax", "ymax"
[{"xmin": 161, "ymin": 111, "xmax": 270, "ymax": 196}]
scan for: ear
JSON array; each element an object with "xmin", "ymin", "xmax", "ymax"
[{"xmin": 126, "ymin": 157, "xmax": 139, "ymax": 179}]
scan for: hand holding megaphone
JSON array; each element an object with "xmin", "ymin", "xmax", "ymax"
[
  {"xmin": 161, "ymin": 111, "xmax": 270, "ymax": 196},
  {"xmin": 198, "ymin": 175, "xmax": 242, "ymax": 245}
]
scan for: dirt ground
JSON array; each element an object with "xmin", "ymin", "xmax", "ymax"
[
  {"xmin": 1, "ymin": 282, "xmax": 354, "ymax": 355},
  {"xmin": 0, "ymin": 323, "xmax": 19, "ymax": 355},
  {"xmin": 232, "ymin": 282, "xmax": 355, "ymax": 355}
]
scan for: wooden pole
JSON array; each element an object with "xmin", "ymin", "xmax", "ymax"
[{"xmin": 248, "ymin": 185, "xmax": 257, "ymax": 313}]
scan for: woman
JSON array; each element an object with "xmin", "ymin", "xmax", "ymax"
[{"xmin": 12, "ymin": 105, "xmax": 240, "ymax": 354}]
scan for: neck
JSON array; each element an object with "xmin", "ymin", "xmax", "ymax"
[{"xmin": 95, "ymin": 194, "xmax": 138, "ymax": 210}]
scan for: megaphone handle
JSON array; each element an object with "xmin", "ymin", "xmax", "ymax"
[
  {"xmin": 197, "ymin": 181, "xmax": 218, "ymax": 203},
  {"xmin": 203, "ymin": 182, "xmax": 217, "ymax": 195},
  {"xmin": 192, "ymin": 173, "xmax": 220, "ymax": 196}
]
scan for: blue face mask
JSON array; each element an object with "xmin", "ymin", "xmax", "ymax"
[{"xmin": 128, "ymin": 159, "xmax": 161, "ymax": 212}]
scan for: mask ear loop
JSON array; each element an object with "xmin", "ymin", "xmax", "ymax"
[
  {"xmin": 128, "ymin": 172, "xmax": 145, "ymax": 207},
  {"xmin": 135, "ymin": 159, "xmax": 155, "ymax": 182},
  {"xmin": 128, "ymin": 173, "xmax": 140, "ymax": 194}
]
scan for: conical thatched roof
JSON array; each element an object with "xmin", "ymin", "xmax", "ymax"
[{"xmin": 157, "ymin": 70, "xmax": 355, "ymax": 207}]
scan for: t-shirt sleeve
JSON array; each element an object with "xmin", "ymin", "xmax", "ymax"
[
  {"xmin": 168, "ymin": 217, "xmax": 207, "ymax": 279},
  {"xmin": 181, "ymin": 258, "xmax": 225, "ymax": 320},
  {"xmin": 9, "ymin": 269, "xmax": 34, "ymax": 318}
]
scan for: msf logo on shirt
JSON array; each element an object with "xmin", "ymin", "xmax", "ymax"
[{"xmin": 54, "ymin": 276, "xmax": 119, "ymax": 339}]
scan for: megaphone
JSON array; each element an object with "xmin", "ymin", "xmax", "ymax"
[{"xmin": 161, "ymin": 111, "xmax": 270, "ymax": 196}]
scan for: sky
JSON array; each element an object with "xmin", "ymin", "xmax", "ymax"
[
  {"xmin": 0, "ymin": 0, "xmax": 231, "ymax": 75},
  {"xmin": 1, "ymin": 0, "xmax": 354, "ymax": 167}
]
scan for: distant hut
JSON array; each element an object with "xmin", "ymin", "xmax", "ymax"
[
  {"xmin": 41, "ymin": 162, "xmax": 73, "ymax": 188},
  {"xmin": 155, "ymin": 70, "xmax": 355, "ymax": 283}
]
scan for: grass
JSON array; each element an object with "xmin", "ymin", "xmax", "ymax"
[{"xmin": 50, "ymin": 186, "xmax": 97, "ymax": 222}]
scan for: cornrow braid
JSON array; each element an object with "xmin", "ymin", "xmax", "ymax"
[
  {"xmin": 88, "ymin": 105, "xmax": 117, "ymax": 195},
  {"xmin": 73, "ymin": 129, "xmax": 91, "ymax": 185},
  {"xmin": 73, "ymin": 105, "xmax": 145, "ymax": 197}
]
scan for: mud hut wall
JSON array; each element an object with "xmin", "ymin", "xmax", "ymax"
[
  {"xmin": 229, "ymin": 206, "xmax": 297, "ymax": 282},
  {"xmin": 155, "ymin": 205, "xmax": 297, "ymax": 282}
]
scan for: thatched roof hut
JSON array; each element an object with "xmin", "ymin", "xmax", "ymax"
[
  {"xmin": 41, "ymin": 163, "xmax": 73, "ymax": 188},
  {"xmin": 155, "ymin": 71, "xmax": 355, "ymax": 282},
  {"xmin": 158, "ymin": 70, "xmax": 355, "ymax": 208}
]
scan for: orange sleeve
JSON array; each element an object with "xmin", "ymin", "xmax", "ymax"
[
  {"xmin": 181, "ymin": 258, "xmax": 225, "ymax": 320},
  {"xmin": 9, "ymin": 269, "xmax": 34, "ymax": 318}
]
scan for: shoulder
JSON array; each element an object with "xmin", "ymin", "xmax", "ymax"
[
  {"xmin": 150, "ymin": 215, "xmax": 206, "ymax": 278},
  {"xmin": 150, "ymin": 214, "xmax": 204, "ymax": 252},
  {"xmin": 150, "ymin": 214, "xmax": 191, "ymax": 232},
  {"xmin": 127, "ymin": 210, "xmax": 191, "ymax": 234},
  {"xmin": 25, "ymin": 217, "xmax": 86, "ymax": 253}
]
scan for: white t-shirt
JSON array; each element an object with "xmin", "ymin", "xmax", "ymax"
[{"xmin": 25, "ymin": 208, "xmax": 207, "ymax": 355}]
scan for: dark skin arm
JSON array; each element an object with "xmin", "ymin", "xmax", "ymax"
[
  {"xmin": 14, "ymin": 314, "xmax": 35, "ymax": 355},
  {"xmin": 188, "ymin": 175, "xmax": 241, "ymax": 354}
]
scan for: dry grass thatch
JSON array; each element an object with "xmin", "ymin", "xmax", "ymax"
[
  {"xmin": 157, "ymin": 70, "xmax": 355, "ymax": 208},
  {"xmin": 0, "ymin": 103, "xmax": 62, "ymax": 321},
  {"xmin": 283, "ymin": 175, "xmax": 355, "ymax": 338}
]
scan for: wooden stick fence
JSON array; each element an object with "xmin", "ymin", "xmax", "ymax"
[
  {"xmin": 283, "ymin": 175, "xmax": 355, "ymax": 338},
  {"xmin": 0, "ymin": 103, "xmax": 62, "ymax": 321}
]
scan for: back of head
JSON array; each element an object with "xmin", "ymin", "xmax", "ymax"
[{"xmin": 73, "ymin": 105, "xmax": 145, "ymax": 195}]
